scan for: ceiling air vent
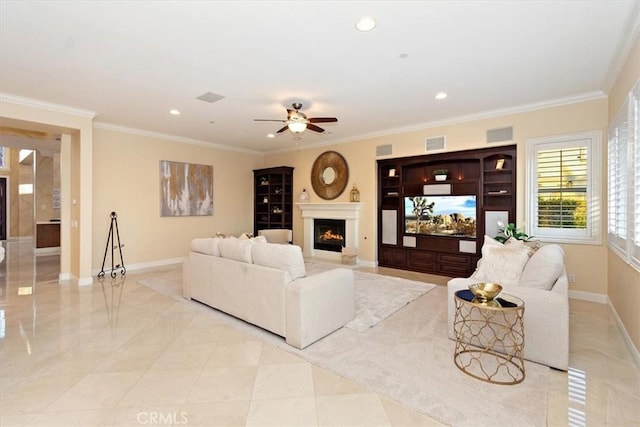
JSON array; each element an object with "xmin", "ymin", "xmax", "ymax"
[
  {"xmin": 425, "ymin": 136, "xmax": 445, "ymax": 152},
  {"xmin": 195, "ymin": 91, "xmax": 225, "ymax": 103},
  {"xmin": 486, "ymin": 126, "xmax": 513, "ymax": 143},
  {"xmin": 376, "ymin": 144, "xmax": 393, "ymax": 156}
]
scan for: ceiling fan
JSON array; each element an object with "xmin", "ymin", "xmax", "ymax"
[{"xmin": 254, "ymin": 103, "xmax": 338, "ymax": 134}]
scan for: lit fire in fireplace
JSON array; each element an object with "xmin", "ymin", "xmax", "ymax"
[{"xmin": 319, "ymin": 229, "xmax": 344, "ymax": 242}]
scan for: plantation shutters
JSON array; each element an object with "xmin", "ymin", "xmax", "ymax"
[
  {"xmin": 536, "ymin": 146, "xmax": 588, "ymax": 229},
  {"xmin": 608, "ymin": 78, "xmax": 640, "ymax": 270},
  {"xmin": 608, "ymin": 99, "xmax": 629, "ymax": 254},
  {"xmin": 634, "ymin": 84, "xmax": 640, "ymax": 269},
  {"xmin": 526, "ymin": 131, "xmax": 602, "ymax": 244}
]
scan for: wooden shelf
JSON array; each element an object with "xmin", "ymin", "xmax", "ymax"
[
  {"xmin": 377, "ymin": 145, "xmax": 516, "ymax": 277},
  {"xmin": 253, "ymin": 166, "xmax": 294, "ymax": 236}
]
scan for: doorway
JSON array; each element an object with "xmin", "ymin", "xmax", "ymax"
[{"xmin": 0, "ymin": 177, "xmax": 6, "ymax": 240}]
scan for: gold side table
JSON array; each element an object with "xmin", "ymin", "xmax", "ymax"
[{"xmin": 453, "ymin": 289, "xmax": 525, "ymax": 385}]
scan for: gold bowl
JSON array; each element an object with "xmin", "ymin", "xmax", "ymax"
[{"xmin": 468, "ymin": 282, "xmax": 503, "ymax": 302}]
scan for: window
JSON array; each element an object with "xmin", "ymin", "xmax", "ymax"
[
  {"xmin": 608, "ymin": 79, "xmax": 640, "ymax": 271},
  {"xmin": 0, "ymin": 147, "xmax": 7, "ymax": 170},
  {"xmin": 526, "ymin": 131, "xmax": 602, "ymax": 244}
]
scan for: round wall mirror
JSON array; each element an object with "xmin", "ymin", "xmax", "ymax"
[
  {"xmin": 322, "ymin": 167, "xmax": 336, "ymax": 184},
  {"xmin": 311, "ymin": 151, "xmax": 349, "ymax": 200}
]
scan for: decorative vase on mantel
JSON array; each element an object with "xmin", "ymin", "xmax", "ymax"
[
  {"xmin": 349, "ymin": 184, "xmax": 360, "ymax": 202},
  {"xmin": 298, "ymin": 188, "xmax": 310, "ymax": 203}
]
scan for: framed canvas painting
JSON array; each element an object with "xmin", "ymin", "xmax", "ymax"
[{"xmin": 160, "ymin": 160, "xmax": 213, "ymax": 216}]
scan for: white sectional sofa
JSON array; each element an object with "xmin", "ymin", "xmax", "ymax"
[
  {"xmin": 447, "ymin": 237, "xmax": 569, "ymax": 370},
  {"xmin": 183, "ymin": 236, "xmax": 355, "ymax": 349}
]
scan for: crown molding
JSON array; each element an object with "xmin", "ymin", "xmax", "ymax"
[
  {"xmin": 93, "ymin": 122, "xmax": 263, "ymax": 156},
  {"xmin": 0, "ymin": 92, "xmax": 96, "ymax": 118},
  {"xmin": 264, "ymin": 91, "xmax": 608, "ymax": 155}
]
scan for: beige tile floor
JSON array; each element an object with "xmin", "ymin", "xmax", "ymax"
[{"xmin": 1, "ymin": 239, "xmax": 639, "ymax": 426}]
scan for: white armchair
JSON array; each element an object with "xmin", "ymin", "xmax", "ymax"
[
  {"xmin": 258, "ymin": 229, "xmax": 293, "ymax": 244},
  {"xmin": 447, "ymin": 241, "xmax": 569, "ymax": 371}
]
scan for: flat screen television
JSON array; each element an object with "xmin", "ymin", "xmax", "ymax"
[{"xmin": 404, "ymin": 195, "xmax": 477, "ymax": 237}]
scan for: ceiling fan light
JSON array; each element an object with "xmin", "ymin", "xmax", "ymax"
[{"xmin": 288, "ymin": 122, "xmax": 307, "ymax": 133}]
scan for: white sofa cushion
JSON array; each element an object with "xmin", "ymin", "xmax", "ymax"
[
  {"xmin": 518, "ymin": 244, "xmax": 565, "ymax": 290},
  {"xmin": 190, "ymin": 237, "xmax": 222, "ymax": 256},
  {"xmin": 252, "ymin": 243, "xmax": 306, "ymax": 281},
  {"xmin": 251, "ymin": 235, "xmax": 268, "ymax": 244},
  {"xmin": 474, "ymin": 238, "xmax": 531, "ymax": 286},
  {"xmin": 218, "ymin": 238, "xmax": 253, "ymax": 263}
]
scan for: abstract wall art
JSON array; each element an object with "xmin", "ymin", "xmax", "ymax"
[{"xmin": 160, "ymin": 160, "xmax": 213, "ymax": 216}]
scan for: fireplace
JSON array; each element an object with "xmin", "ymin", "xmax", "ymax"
[
  {"xmin": 314, "ymin": 219, "xmax": 346, "ymax": 252},
  {"xmin": 297, "ymin": 202, "xmax": 361, "ymax": 262}
]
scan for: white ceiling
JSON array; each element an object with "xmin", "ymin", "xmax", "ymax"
[{"xmin": 1, "ymin": 1, "xmax": 639, "ymax": 154}]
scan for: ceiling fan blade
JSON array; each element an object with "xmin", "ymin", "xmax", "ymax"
[
  {"xmin": 276, "ymin": 125, "xmax": 289, "ymax": 133},
  {"xmin": 308, "ymin": 117, "xmax": 337, "ymax": 123},
  {"xmin": 254, "ymin": 119, "xmax": 286, "ymax": 122},
  {"xmin": 306, "ymin": 123, "xmax": 325, "ymax": 133}
]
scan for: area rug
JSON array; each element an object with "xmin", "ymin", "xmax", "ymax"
[
  {"xmin": 138, "ymin": 265, "xmax": 549, "ymax": 427},
  {"xmin": 305, "ymin": 262, "xmax": 436, "ymax": 332}
]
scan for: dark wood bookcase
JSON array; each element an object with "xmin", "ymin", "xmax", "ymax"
[
  {"xmin": 377, "ymin": 145, "xmax": 516, "ymax": 277},
  {"xmin": 253, "ymin": 166, "xmax": 294, "ymax": 236}
]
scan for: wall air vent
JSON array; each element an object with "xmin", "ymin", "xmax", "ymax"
[
  {"xmin": 425, "ymin": 136, "xmax": 446, "ymax": 152},
  {"xmin": 376, "ymin": 144, "xmax": 393, "ymax": 156},
  {"xmin": 195, "ymin": 91, "xmax": 225, "ymax": 103},
  {"xmin": 486, "ymin": 126, "xmax": 513, "ymax": 143}
]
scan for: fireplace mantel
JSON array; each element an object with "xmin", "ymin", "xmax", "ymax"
[{"xmin": 297, "ymin": 203, "xmax": 362, "ymax": 261}]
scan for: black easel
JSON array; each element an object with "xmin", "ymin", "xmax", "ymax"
[{"xmin": 98, "ymin": 211, "xmax": 126, "ymax": 279}]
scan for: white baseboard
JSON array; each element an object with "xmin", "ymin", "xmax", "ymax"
[
  {"xmin": 569, "ymin": 290, "xmax": 640, "ymax": 372},
  {"xmin": 78, "ymin": 276, "xmax": 93, "ymax": 286},
  {"xmin": 58, "ymin": 272, "xmax": 73, "ymax": 281},
  {"xmin": 57, "ymin": 274, "xmax": 92, "ymax": 286},
  {"xmin": 10, "ymin": 236, "xmax": 33, "ymax": 242},
  {"xmin": 607, "ymin": 297, "xmax": 640, "ymax": 372},
  {"xmin": 568, "ymin": 289, "xmax": 608, "ymax": 304},
  {"xmin": 126, "ymin": 257, "xmax": 184, "ymax": 271},
  {"xmin": 357, "ymin": 260, "xmax": 377, "ymax": 268},
  {"xmin": 34, "ymin": 247, "xmax": 60, "ymax": 255},
  {"xmin": 91, "ymin": 257, "xmax": 184, "ymax": 277}
]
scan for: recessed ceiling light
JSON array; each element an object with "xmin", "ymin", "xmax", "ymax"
[
  {"xmin": 435, "ymin": 92, "xmax": 448, "ymax": 100},
  {"xmin": 267, "ymin": 134, "xmax": 275, "ymax": 138},
  {"xmin": 169, "ymin": 109, "xmax": 181, "ymax": 115},
  {"xmin": 355, "ymin": 16, "xmax": 376, "ymax": 32}
]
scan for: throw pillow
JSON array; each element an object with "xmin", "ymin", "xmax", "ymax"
[
  {"xmin": 252, "ymin": 243, "xmax": 306, "ymax": 281},
  {"xmin": 474, "ymin": 242, "xmax": 531, "ymax": 287},
  {"xmin": 505, "ymin": 237, "xmax": 537, "ymax": 256},
  {"xmin": 218, "ymin": 238, "xmax": 253, "ymax": 263},
  {"xmin": 518, "ymin": 244, "xmax": 565, "ymax": 290},
  {"xmin": 483, "ymin": 235, "xmax": 503, "ymax": 247}
]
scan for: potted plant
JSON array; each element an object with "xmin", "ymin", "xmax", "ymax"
[
  {"xmin": 495, "ymin": 221, "xmax": 533, "ymax": 243},
  {"xmin": 433, "ymin": 169, "xmax": 448, "ymax": 181}
]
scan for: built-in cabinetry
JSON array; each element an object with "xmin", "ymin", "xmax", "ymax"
[
  {"xmin": 36, "ymin": 222, "xmax": 60, "ymax": 248},
  {"xmin": 253, "ymin": 166, "xmax": 294, "ymax": 237},
  {"xmin": 377, "ymin": 145, "xmax": 516, "ymax": 277}
]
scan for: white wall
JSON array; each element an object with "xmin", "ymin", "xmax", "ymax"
[
  {"xmin": 266, "ymin": 97, "xmax": 610, "ymax": 296},
  {"xmin": 92, "ymin": 127, "xmax": 264, "ymax": 268}
]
